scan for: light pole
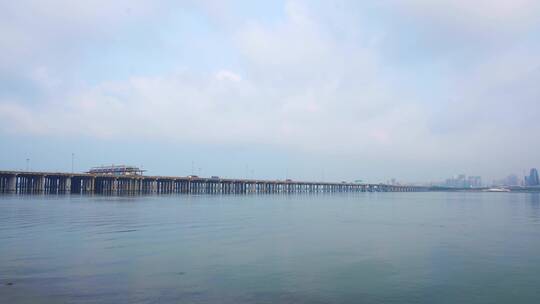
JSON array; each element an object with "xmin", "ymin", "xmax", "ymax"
[
  {"xmin": 26, "ymin": 158, "xmax": 30, "ymax": 171},
  {"xmin": 71, "ymin": 153, "xmax": 75, "ymax": 173}
]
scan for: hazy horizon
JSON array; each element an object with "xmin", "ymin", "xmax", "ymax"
[{"xmin": 1, "ymin": 1, "xmax": 539, "ymax": 183}]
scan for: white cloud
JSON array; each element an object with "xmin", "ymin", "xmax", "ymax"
[
  {"xmin": 0, "ymin": 0, "xmax": 539, "ymax": 180},
  {"xmin": 398, "ymin": 0, "xmax": 540, "ymax": 28},
  {"xmin": 215, "ymin": 70, "xmax": 242, "ymax": 82},
  {"xmin": 0, "ymin": 0, "xmax": 163, "ymax": 73}
]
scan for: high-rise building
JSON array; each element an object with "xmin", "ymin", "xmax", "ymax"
[
  {"xmin": 504, "ymin": 174, "xmax": 519, "ymax": 186},
  {"xmin": 527, "ymin": 168, "xmax": 539, "ymax": 186},
  {"xmin": 467, "ymin": 176, "xmax": 482, "ymax": 188},
  {"xmin": 444, "ymin": 174, "xmax": 482, "ymax": 188}
]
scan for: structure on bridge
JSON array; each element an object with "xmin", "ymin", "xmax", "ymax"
[
  {"xmin": 0, "ymin": 170, "xmax": 428, "ymax": 195},
  {"xmin": 87, "ymin": 165, "xmax": 145, "ymax": 176}
]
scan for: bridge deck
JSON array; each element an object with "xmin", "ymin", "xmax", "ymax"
[{"xmin": 0, "ymin": 170, "xmax": 427, "ymax": 194}]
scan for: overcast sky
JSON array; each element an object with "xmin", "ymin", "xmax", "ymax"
[{"xmin": 1, "ymin": 0, "xmax": 539, "ymax": 183}]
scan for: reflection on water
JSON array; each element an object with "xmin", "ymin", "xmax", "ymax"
[
  {"xmin": 1, "ymin": 192, "xmax": 540, "ymax": 304},
  {"xmin": 527, "ymin": 193, "xmax": 540, "ymax": 221},
  {"xmin": 529, "ymin": 192, "xmax": 540, "ymax": 205}
]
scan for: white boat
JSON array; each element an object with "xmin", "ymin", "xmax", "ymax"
[{"xmin": 485, "ymin": 188, "xmax": 511, "ymax": 192}]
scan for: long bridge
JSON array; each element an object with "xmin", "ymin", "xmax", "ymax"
[{"xmin": 0, "ymin": 170, "xmax": 428, "ymax": 195}]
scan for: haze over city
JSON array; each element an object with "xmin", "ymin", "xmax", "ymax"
[{"xmin": 1, "ymin": 0, "xmax": 539, "ymax": 183}]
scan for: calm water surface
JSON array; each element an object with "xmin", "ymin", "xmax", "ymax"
[{"xmin": 1, "ymin": 192, "xmax": 539, "ymax": 303}]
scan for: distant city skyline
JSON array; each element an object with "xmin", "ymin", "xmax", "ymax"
[{"xmin": 1, "ymin": 1, "xmax": 539, "ymax": 182}]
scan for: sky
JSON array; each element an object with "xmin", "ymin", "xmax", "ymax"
[{"xmin": 1, "ymin": 0, "xmax": 539, "ymax": 183}]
